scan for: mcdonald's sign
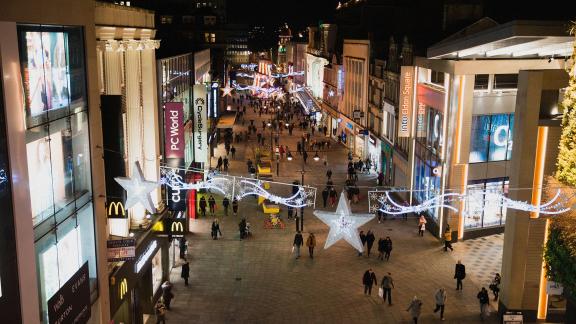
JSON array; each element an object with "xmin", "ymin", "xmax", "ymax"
[
  {"xmin": 119, "ymin": 278, "xmax": 128, "ymax": 300},
  {"xmin": 157, "ymin": 218, "xmax": 187, "ymax": 237},
  {"xmin": 107, "ymin": 201, "xmax": 126, "ymax": 217},
  {"xmin": 171, "ymin": 221, "xmax": 184, "ymax": 233}
]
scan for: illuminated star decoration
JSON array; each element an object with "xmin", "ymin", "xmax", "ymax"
[
  {"xmin": 314, "ymin": 192, "xmax": 374, "ymax": 252},
  {"xmin": 220, "ymin": 84, "xmax": 233, "ymax": 97},
  {"xmin": 115, "ymin": 161, "xmax": 158, "ymax": 214}
]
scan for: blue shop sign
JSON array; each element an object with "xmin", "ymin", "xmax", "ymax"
[{"xmin": 346, "ymin": 122, "xmax": 353, "ymax": 130}]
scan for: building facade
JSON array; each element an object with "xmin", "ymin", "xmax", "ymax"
[{"xmin": 0, "ymin": 0, "xmax": 109, "ymax": 323}]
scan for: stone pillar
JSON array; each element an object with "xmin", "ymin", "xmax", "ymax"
[
  {"xmin": 124, "ymin": 45, "xmax": 146, "ymax": 223},
  {"xmin": 140, "ymin": 41, "xmax": 161, "ymax": 206},
  {"xmin": 102, "ymin": 41, "xmax": 122, "ymax": 95},
  {"xmin": 499, "ymin": 69, "xmax": 568, "ymax": 321}
]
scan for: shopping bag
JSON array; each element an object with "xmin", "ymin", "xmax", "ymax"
[
  {"xmin": 378, "ymin": 287, "xmax": 384, "ymax": 298},
  {"xmin": 291, "ymin": 245, "xmax": 295, "ymax": 253}
]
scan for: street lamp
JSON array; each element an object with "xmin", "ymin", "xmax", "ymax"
[{"xmin": 288, "ymin": 136, "xmax": 318, "ymax": 232}]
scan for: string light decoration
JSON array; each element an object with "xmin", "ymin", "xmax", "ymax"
[
  {"xmin": 234, "ymin": 178, "xmax": 316, "ymax": 208},
  {"xmin": 314, "ymin": 192, "xmax": 374, "ymax": 252},
  {"xmin": 0, "ymin": 169, "xmax": 6, "ymax": 185},
  {"xmin": 115, "ymin": 161, "xmax": 158, "ymax": 214},
  {"xmin": 159, "ymin": 167, "xmax": 233, "ymax": 197},
  {"xmin": 368, "ymin": 190, "xmax": 463, "ymax": 214},
  {"xmin": 368, "ymin": 188, "xmax": 574, "ymax": 216}
]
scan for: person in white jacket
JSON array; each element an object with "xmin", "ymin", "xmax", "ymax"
[{"xmin": 433, "ymin": 287, "xmax": 447, "ymax": 321}]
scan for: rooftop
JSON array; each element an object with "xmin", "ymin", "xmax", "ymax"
[{"xmin": 428, "ymin": 20, "xmax": 573, "ymax": 59}]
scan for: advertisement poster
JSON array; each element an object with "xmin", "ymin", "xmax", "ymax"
[
  {"xmin": 48, "ymin": 262, "xmax": 90, "ymax": 324},
  {"xmin": 164, "ymin": 102, "xmax": 184, "ymax": 159},
  {"xmin": 193, "ymin": 84, "xmax": 207, "ymax": 163},
  {"xmin": 23, "ymin": 31, "xmax": 70, "ymax": 116},
  {"xmin": 107, "ymin": 239, "xmax": 136, "ymax": 262},
  {"xmin": 398, "ymin": 66, "xmax": 414, "ymax": 138}
]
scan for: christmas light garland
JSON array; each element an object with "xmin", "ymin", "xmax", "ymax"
[
  {"xmin": 0, "ymin": 169, "xmax": 7, "ymax": 185},
  {"xmin": 235, "ymin": 179, "xmax": 316, "ymax": 208}
]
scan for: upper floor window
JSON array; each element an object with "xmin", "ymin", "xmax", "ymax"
[
  {"xmin": 160, "ymin": 15, "xmax": 173, "ymax": 24},
  {"xmin": 474, "ymin": 74, "xmax": 489, "ymax": 90},
  {"xmin": 493, "ymin": 74, "xmax": 518, "ymax": 89}
]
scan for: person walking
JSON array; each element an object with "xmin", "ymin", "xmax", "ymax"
[
  {"xmin": 208, "ymin": 195, "xmax": 216, "ymax": 215},
  {"xmin": 384, "ymin": 236, "xmax": 393, "ymax": 261},
  {"xmin": 211, "ymin": 219, "xmax": 222, "ymax": 240},
  {"xmin": 231, "ymin": 146, "xmax": 236, "ymax": 159},
  {"xmin": 477, "ymin": 287, "xmax": 490, "ymax": 320},
  {"xmin": 223, "ymin": 157, "xmax": 229, "ymax": 171},
  {"xmin": 377, "ymin": 171, "xmax": 384, "ymax": 186},
  {"xmin": 380, "ymin": 272, "xmax": 394, "ymax": 305},
  {"xmin": 178, "ymin": 237, "xmax": 187, "ymax": 259},
  {"xmin": 154, "ymin": 300, "xmax": 167, "ymax": 324},
  {"xmin": 377, "ymin": 237, "xmax": 385, "ymax": 260},
  {"xmin": 326, "ymin": 169, "xmax": 332, "ymax": 179},
  {"xmin": 329, "ymin": 188, "xmax": 337, "ymax": 207},
  {"xmin": 366, "ymin": 230, "xmax": 375, "ymax": 257},
  {"xmin": 199, "ymin": 196, "xmax": 207, "ymax": 217},
  {"xmin": 418, "ymin": 215, "xmax": 426, "ymax": 237},
  {"xmin": 406, "ymin": 296, "xmax": 423, "ymax": 324},
  {"xmin": 217, "ymin": 156, "xmax": 223, "ymax": 171},
  {"xmin": 362, "ymin": 269, "xmax": 378, "ymax": 295},
  {"xmin": 321, "ymin": 187, "xmax": 329, "ymax": 208},
  {"xmin": 444, "ymin": 227, "xmax": 454, "ymax": 251},
  {"xmin": 232, "ymin": 198, "xmax": 239, "ymax": 216},
  {"xmin": 287, "ymin": 205, "xmax": 294, "ymax": 220},
  {"xmin": 239, "ymin": 218, "xmax": 247, "ymax": 240},
  {"xmin": 303, "ymin": 151, "xmax": 308, "ymax": 164},
  {"xmin": 454, "ymin": 260, "xmax": 466, "ymax": 290},
  {"xmin": 433, "ymin": 287, "xmax": 447, "ymax": 321},
  {"xmin": 222, "ymin": 197, "xmax": 230, "ymax": 216},
  {"xmin": 161, "ymin": 281, "xmax": 174, "ymax": 310},
  {"xmin": 293, "ymin": 231, "xmax": 304, "ymax": 259},
  {"xmin": 181, "ymin": 261, "xmax": 190, "ymax": 286},
  {"xmin": 359, "ymin": 230, "xmax": 367, "ymax": 256},
  {"xmin": 306, "ymin": 232, "xmax": 317, "ymax": 258},
  {"xmin": 489, "ymin": 273, "xmax": 501, "ymax": 301}
]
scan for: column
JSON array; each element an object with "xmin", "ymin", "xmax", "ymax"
[
  {"xmin": 140, "ymin": 41, "xmax": 161, "ymax": 207},
  {"xmin": 102, "ymin": 41, "xmax": 122, "ymax": 95}
]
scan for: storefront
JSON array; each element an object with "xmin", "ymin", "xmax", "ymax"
[
  {"xmin": 381, "ymin": 140, "xmax": 394, "ymax": 185},
  {"xmin": 354, "ymin": 130, "xmax": 365, "ymax": 158},
  {"xmin": 366, "ymin": 134, "xmax": 382, "ymax": 174},
  {"xmin": 110, "ymin": 232, "xmax": 168, "ymax": 324}
]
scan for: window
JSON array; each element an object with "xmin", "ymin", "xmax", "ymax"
[
  {"xmin": 160, "ymin": 15, "xmax": 173, "ymax": 24},
  {"xmin": 474, "ymin": 74, "xmax": 489, "ymax": 90},
  {"xmin": 469, "ymin": 114, "xmax": 514, "ymax": 163},
  {"xmin": 182, "ymin": 15, "xmax": 194, "ymax": 24},
  {"xmin": 493, "ymin": 74, "xmax": 518, "ymax": 89},
  {"xmin": 431, "ymin": 70, "xmax": 444, "ymax": 86},
  {"xmin": 465, "ymin": 178, "xmax": 508, "ymax": 229},
  {"xmin": 204, "ymin": 16, "xmax": 217, "ymax": 26}
]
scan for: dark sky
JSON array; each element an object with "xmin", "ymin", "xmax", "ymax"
[{"xmin": 228, "ymin": 0, "xmax": 340, "ymax": 30}]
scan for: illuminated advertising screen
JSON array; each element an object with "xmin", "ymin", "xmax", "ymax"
[
  {"xmin": 469, "ymin": 114, "xmax": 514, "ymax": 163},
  {"xmin": 22, "ymin": 31, "xmax": 70, "ymax": 117}
]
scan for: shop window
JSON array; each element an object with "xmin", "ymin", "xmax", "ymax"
[
  {"xmin": 493, "ymin": 74, "xmax": 518, "ymax": 89},
  {"xmin": 474, "ymin": 74, "xmax": 489, "ymax": 90},
  {"xmin": 465, "ymin": 178, "xmax": 508, "ymax": 230},
  {"xmin": 469, "ymin": 114, "xmax": 514, "ymax": 163},
  {"xmin": 431, "ymin": 70, "xmax": 444, "ymax": 86}
]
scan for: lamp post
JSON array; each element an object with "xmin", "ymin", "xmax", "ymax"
[{"xmin": 287, "ymin": 135, "xmax": 317, "ymax": 232}]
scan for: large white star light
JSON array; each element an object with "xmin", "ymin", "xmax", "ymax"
[
  {"xmin": 313, "ymin": 192, "xmax": 375, "ymax": 252},
  {"xmin": 115, "ymin": 161, "xmax": 158, "ymax": 214},
  {"xmin": 221, "ymin": 84, "xmax": 233, "ymax": 97}
]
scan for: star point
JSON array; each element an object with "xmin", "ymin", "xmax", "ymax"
[{"xmin": 115, "ymin": 161, "xmax": 158, "ymax": 214}]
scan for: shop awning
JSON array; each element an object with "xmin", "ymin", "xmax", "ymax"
[
  {"xmin": 294, "ymin": 88, "xmax": 321, "ymax": 115},
  {"xmin": 216, "ymin": 113, "xmax": 236, "ymax": 129}
]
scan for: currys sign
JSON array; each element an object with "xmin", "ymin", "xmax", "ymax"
[{"xmin": 164, "ymin": 103, "xmax": 184, "ymax": 159}]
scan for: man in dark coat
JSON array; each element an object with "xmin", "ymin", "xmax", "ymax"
[
  {"xmin": 454, "ymin": 260, "xmax": 466, "ymax": 290},
  {"xmin": 359, "ymin": 230, "xmax": 367, "ymax": 256},
  {"xmin": 199, "ymin": 196, "xmax": 207, "ymax": 217},
  {"xmin": 181, "ymin": 261, "xmax": 190, "ymax": 286},
  {"xmin": 222, "ymin": 197, "xmax": 230, "ymax": 216},
  {"xmin": 362, "ymin": 269, "xmax": 378, "ymax": 295},
  {"xmin": 208, "ymin": 195, "xmax": 216, "ymax": 215},
  {"xmin": 293, "ymin": 231, "xmax": 304, "ymax": 259},
  {"xmin": 179, "ymin": 237, "xmax": 187, "ymax": 259},
  {"xmin": 211, "ymin": 219, "xmax": 222, "ymax": 240},
  {"xmin": 365, "ymin": 230, "xmax": 376, "ymax": 257},
  {"xmin": 161, "ymin": 281, "xmax": 174, "ymax": 310},
  {"xmin": 321, "ymin": 187, "xmax": 329, "ymax": 208},
  {"xmin": 383, "ymin": 237, "xmax": 393, "ymax": 261}
]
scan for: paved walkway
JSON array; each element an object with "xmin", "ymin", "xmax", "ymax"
[{"xmin": 155, "ymin": 94, "xmax": 500, "ymax": 323}]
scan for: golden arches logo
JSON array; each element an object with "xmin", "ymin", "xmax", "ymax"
[
  {"xmin": 108, "ymin": 202, "xmax": 126, "ymax": 217},
  {"xmin": 119, "ymin": 278, "xmax": 128, "ymax": 300},
  {"xmin": 171, "ymin": 221, "xmax": 184, "ymax": 233}
]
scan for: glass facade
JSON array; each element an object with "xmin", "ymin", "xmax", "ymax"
[
  {"xmin": 465, "ymin": 178, "xmax": 509, "ymax": 229},
  {"xmin": 469, "ymin": 114, "xmax": 514, "ymax": 163},
  {"xmin": 414, "ymin": 105, "xmax": 444, "ymax": 220},
  {"xmin": 18, "ymin": 24, "xmax": 97, "ymax": 323}
]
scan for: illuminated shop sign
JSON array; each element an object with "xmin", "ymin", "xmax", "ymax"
[
  {"xmin": 193, "ymin": 84, "xmax": 207, "ymax": 163},
  {"xmin": 119, "ymin": 278, "xmax": 128, "ymax": 300},
  {"xmin": 135, "ymin": 240, "xmax": 158, "ymax": 273},
  {"xmin": 398, "ymin": 66, "xmax": 414, "ymax": 137},
  {"xmin": 107, "ymin": 201, "xmax": 126, "ymax": 217},
  {"xmin": 165, "ymin": 102, "xmax": 184, "ymax": 159}
]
